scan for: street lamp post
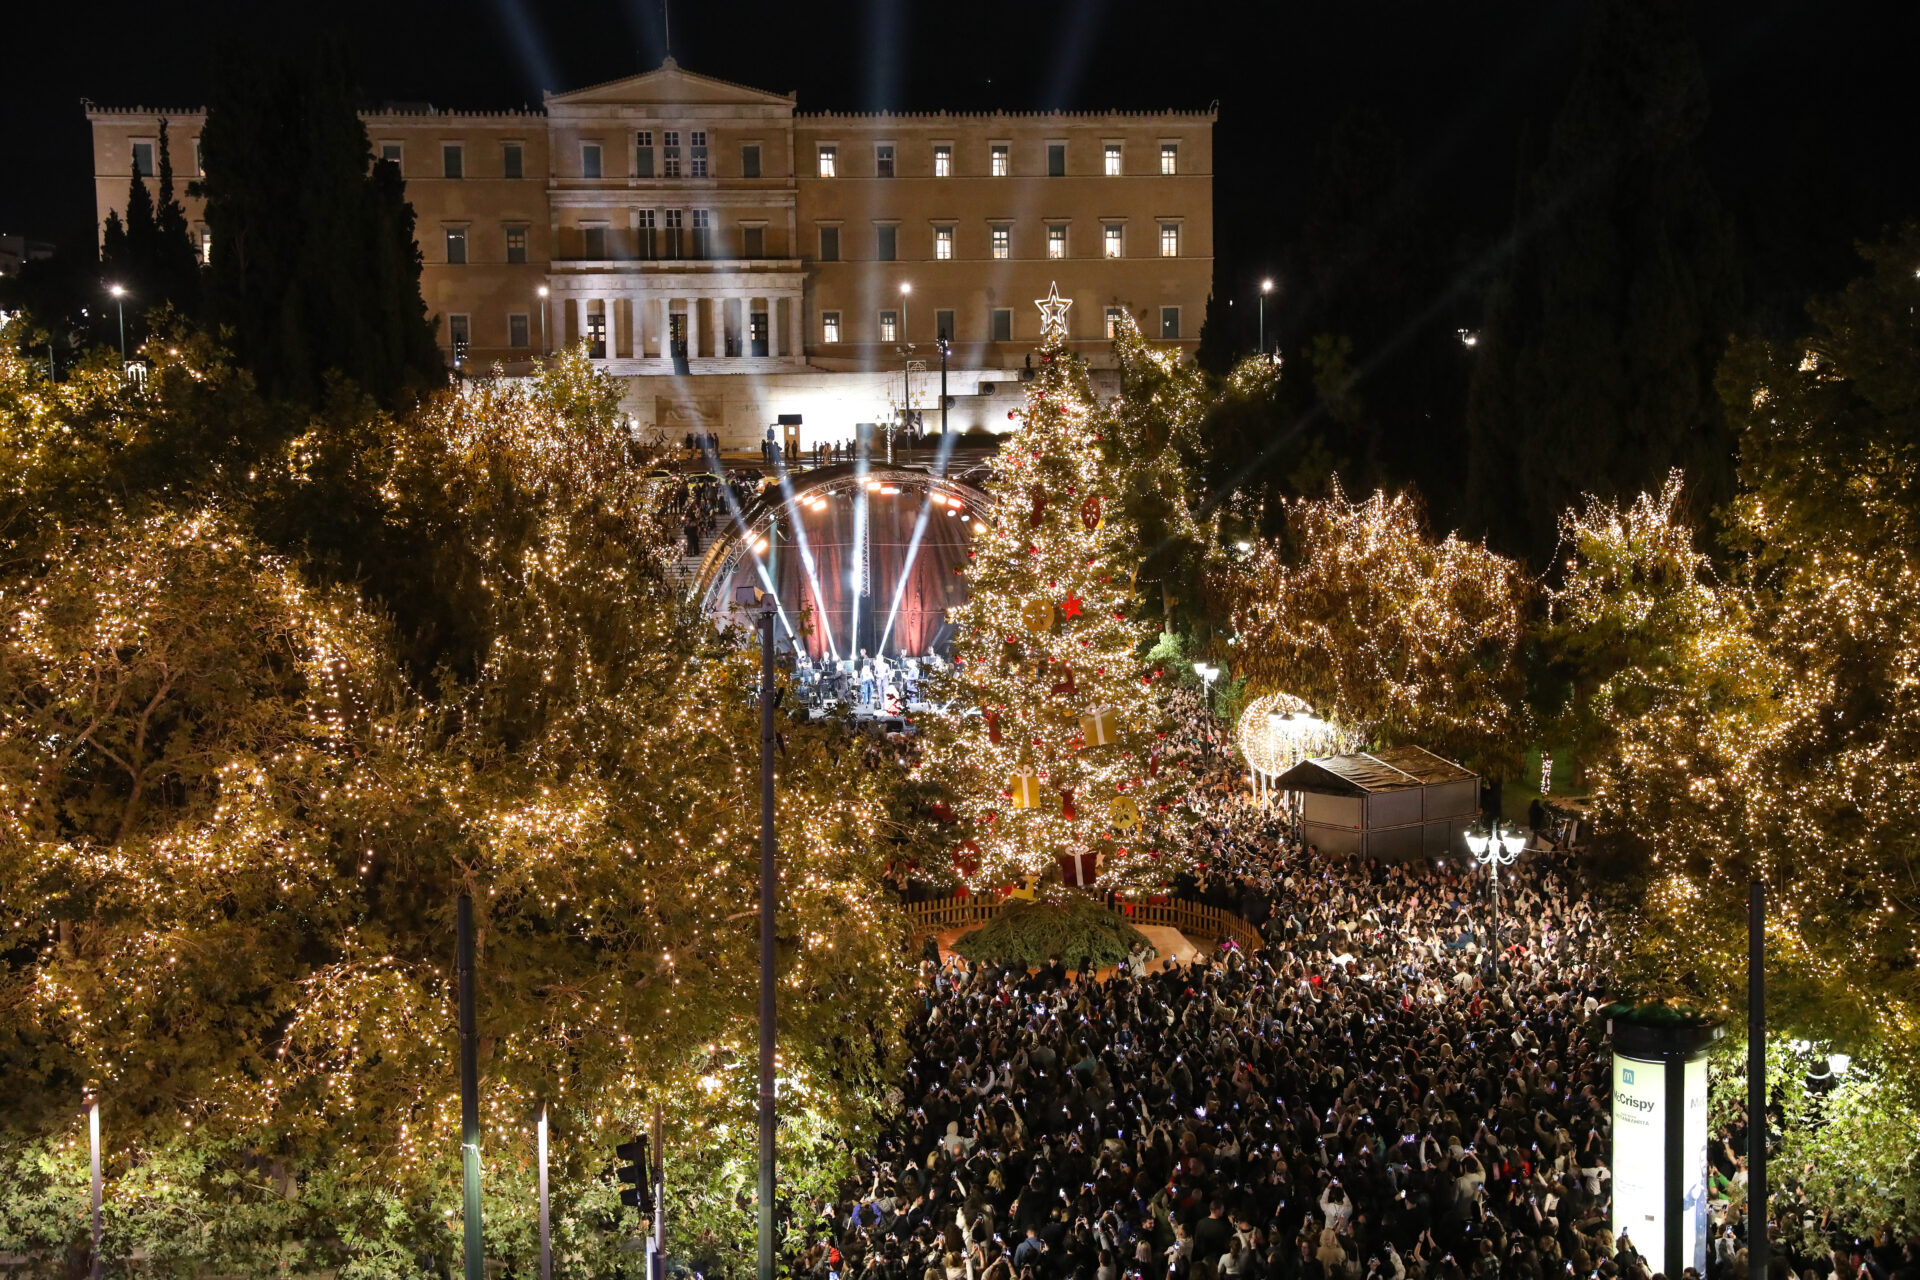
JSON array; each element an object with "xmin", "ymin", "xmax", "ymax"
[
  {"xmin": 733, "ymin": 585, "xmax": 779, "ymax": 1280},
  {"xmin": 938, "ymin": 331, "xmax": 951, "ymax": 441},
  {"xmin": 536, "ymin": 285, "xmax": 550, "ymax": 359},
  {"xmin": 1192, "ymin": 662, "xmax": 1219, "ymax": 714},
  {"xmin": 898, "ymin": 282, "xmax": 914, "ymax": 460},
  {"xmin": 108, "ymin": 284, "xmax": 127, "ymax": 366},
  {"xmin": 1464, "ymin": 823, "xmax": 1525, "ymax": 981},
  {"xmin": 1258, "ymin": 279, "xmax": 1273, "ymax": 359}
]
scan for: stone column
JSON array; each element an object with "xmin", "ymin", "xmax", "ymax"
[
  {"xmin": 605, "ymin": 295, "xmax": 619, "ymax": 361},
  {"xmin": 687, "ymin": 297, "xmax": 701, "ymax": 363},
  {"xmin": 655, "ymin": 296, "xmax": 669, "ymax": 362},
  {"xmin": 786, "ymin": 293, "xmax": 803, "ymax": 363},
  {"xmin": 568, "ymin": 296, "xmax": 583, "ymax": 350},
  {"xmin": 733, "ymin": 297, "xmax": 747, "ymax": 359}
]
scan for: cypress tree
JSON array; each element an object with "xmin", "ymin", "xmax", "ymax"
[
  {"xmin": 151, "ymin": 119, "xmax": 202, "ymax": 315},
  {"xmin": 122, "ymin": 159, "xmax": 157, "ymax": 302}
]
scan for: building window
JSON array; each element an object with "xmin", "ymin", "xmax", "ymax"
[
  {"xmin": 934, "ymin": 226, "xmax": 954, "ymax": 260},
  {"xmin": 876, "ymin": 225, "xmax": 897, "ymax": 262},
  {"xmin": 933, "ymin": 144, "xmax": 952, "ymax": 177},
  {"xmin": 636, "ymin": 209, "xmax": 657, "ymax": 259},
  {"xmin": 818, "ymin": 145, "xmax": 837, "ymax": 178},
  {"xmin": 990, "ymin": 144, "xmax": 1009, "ymax": 177},
  {"xmin": 449, "ymin": 314, "xmax": 471, "ymax": 353},
  {"xmin": 636, "ymin": 131, "xmax": 654, "ymax": 178},
  {"xmin": 1047, "ymin": 225, "xmax": 1067, "ymax": 260},
  {"xmin": 1104, "ymin": 224, "xmax": 1123, "ymax": 258},
  {"xmin": 663, "ymin": 130, "xmax": 681, "ymax": 177},
  {"xmin": 880, "ymin": 310, "xmax": 898, "ymax": 343},
  {"xmin": 1047, "ymin": 143, "xmax": 1066, "ymax": 177},
  {"xmin": 876, "ymin": 144, "xmax": 895, "ymax": 178},
  {"xmin": 664, "ymin": 209, "xmax": 683, "ymax": 258},
  {"xmin": 505, "ymin": 225, "xmax": 528, "ymax": 264},
  {"xmin": 582, "ymin": 143, "xmax": 602, "ymax": 178},
  {"xmin": 991, "ymin": 308, "xmax": 1012, "ymax": 342},
  {"xmin": 510, "ymin": 313, "xmax": 530, "ymax": 348},
  {"xmin": 741, "ymin": 143, "xmax": 761, "ymax": 178},
  {"xmin": 443, "ymin": 144, "xmax": 464, "ymax": 179},
  {"xmin": 1160, "ymin": 223, "xmax": 1180, "ymax": 257},
  {"xmin": 819, "ymin": 225, "xmax": 840, "ymax": 261},
  {"xmin": 193, "ymin": 138, "xmax": 205, "ymax": 176},
  {"xmin": 823, "ymin": 312, "xmax": 842, "ymax": 343},
  {"xmin": 503, "ymin": 142, "xmax": 523, "ymax": 179},
  {"xmin": 1104, "ymin": 144, "xmax": 1122, "ymax": 176},
  {"xmin": 197, "ymin": 226, "xmax": 211, "ymax": 264},
  {"xmin": 1160, "ymin": 306, "xmax": 1180, "ymax": 340},
  {"xmin": 1160, "ymin": 142, "xmax": 1178, "ymax": 175},
  {"xmin": 582, "ymin": 225, "xmax": 607, "ymax": 259},
  {"xmin": 690, "ymin": 130, "xmax": 708, "ymax": 177},
  {"xmin": 586, "ymin": 310, "xmax": 606, "ymax": 358},
  {"xmin": 742, "ymin": 225, "xmax": 764, "ymax": 257},
  {"xmin": 991, "ymin": 225, "xmax": 1010, "ymax": 260},
  {"xmin": 380, "ymin": 142, "xmax": 402, "ymax": 167},
  {"xmin": 445, "ymin": 226, "xmax": 468, "ymax": 264},
  {"xmin": 1106, "ymin": 307, "xmax": 1125, "ymax": 339},
  {"xmin": 935, "ymin": 308, "xmax": 955, "ymax": 341},
  {"xmin": 691, "ymin": 209, "xmax": 711, "ymax": 258},
  {"xmin": 131, "ymin": 141, "xmax": 154, "ymax": 177}
]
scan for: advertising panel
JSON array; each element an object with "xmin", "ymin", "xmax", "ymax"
[{"xmin": 1612, "ymin": 1055, "xmax": 1666, "ymax": 1258}]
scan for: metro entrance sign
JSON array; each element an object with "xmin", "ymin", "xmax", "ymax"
[{"xmin": 1606, "ymin": 1003, "xmax": 1723, "ymax": 1280}]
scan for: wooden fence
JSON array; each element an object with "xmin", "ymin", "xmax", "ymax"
[{"xmin": 900, "ymin": 893, "xmax": 1265, "ymax": 954}]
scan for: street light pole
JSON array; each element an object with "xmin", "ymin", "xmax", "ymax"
[
  {"xmin": 457, "ymin": 893, "xmax": 484, "ymax": 1280},
  {"xmin": 108, "ymin": 284, "xmax": 127, "ymax": 366},
  {"xmin": 537, "ymin": 285, "xmax": 550, "ymax": 360},
  {"xmin": 736, "ymin": 586, "xmax": 779, "ymax": 1280},
  {"xmin": 1748, "ymin": 879, "xmax": 1769, "ymax": 1280},
  {"xmin": 938, "ymin": 332, "xmax": 951, "ymax": 441},
  {"xmin": 85, "ymin": 1091, "xmax": 102, "ymax": 1280},
  {"xmin": 1258, "ymin": 278, "xmax": 1273, "ymax": 359},
  {"xmin": 1464, "ymin": 823, "xmax": 1523, "ymax": 982}
]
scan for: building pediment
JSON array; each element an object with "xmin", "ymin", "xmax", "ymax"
[{"xmin": 546, "ymin": 57, "xmax": 795, "ymax": 110}]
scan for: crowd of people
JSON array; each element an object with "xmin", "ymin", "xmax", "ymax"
[{"xmin": 775, "ymin": 688, "xmax": 1910, "ymax": 1280}]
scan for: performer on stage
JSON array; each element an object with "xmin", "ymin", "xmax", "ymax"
[{"xmin": 858, "ymin": 651, "xmax": 875, "ymax": 708}]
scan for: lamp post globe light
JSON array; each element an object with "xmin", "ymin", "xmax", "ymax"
[
  {"xmin": 1258, "ymin": 278, "xmax": 1274, "ymax": 358},
  {"xmin": 1465, "ymin": 822, "xmax": 1526, "ymax": 981},
  {"xmin": 107, "ymin": 283, "xmax": 128, "ymax": 365},
  {"xmin": 1193, "ymin": 662, "xmax": 1219, "ymax": 712}
]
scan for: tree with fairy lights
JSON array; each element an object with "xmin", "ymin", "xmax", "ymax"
[{"xmin": 921, "ymin": 290, "xmax": 1187, "ymax": 894}]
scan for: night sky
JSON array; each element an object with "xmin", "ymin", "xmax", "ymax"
[{"xmin": 8, "ymin": 0, "xmax": 1918, "ymax": 327}]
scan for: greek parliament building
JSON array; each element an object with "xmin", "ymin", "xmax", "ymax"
[{"xmin": 85, "ymin": 59, "xmax": 1215, "ymax": 447}]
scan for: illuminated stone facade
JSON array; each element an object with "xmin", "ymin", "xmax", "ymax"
[{"xmin": 85, "ymin": 60, "xmax": 1214, "ymax": 446}]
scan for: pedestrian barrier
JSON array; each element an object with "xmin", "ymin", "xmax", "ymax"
[{"xmin": 899, "ymin": 892, "xmax": 1265, "ymax": 954}]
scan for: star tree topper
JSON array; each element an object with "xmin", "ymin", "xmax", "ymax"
[{"xmin": 1036, "ymin": 281, "xmax": 1072, "ymax": 340}]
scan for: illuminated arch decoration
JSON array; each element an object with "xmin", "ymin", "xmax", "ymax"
[
  {"xmin": 1236, "ymin": 691, "xmax": 1357, "ymax": 802},
  {"xmin": 691, "ymin": 461, "xmax": 993, "ymax": 660}
]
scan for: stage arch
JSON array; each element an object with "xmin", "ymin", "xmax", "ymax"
[{"xmin": 690, "ymin": 462, "xmax": 992, "ymax": 660}]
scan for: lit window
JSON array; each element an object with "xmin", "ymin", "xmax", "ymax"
[
  {"xmin": 1048, "ymin": 226, "xmax": 1066, "ymax": 260},
  {"xmin": 663, "ymin": 131, "xmax": 681, "ymax": 177},
  {"xmin": 509, "ymin": 313, "xmax": 530, "ymax": 348},
  {"xmin": 131, "ymin": 141, "xmax": 154, "ymax": 177},
  {"xmin": 582, "ymin": 225, "xmax": 606, "ymax": 258},
  {"xmin": 1160, "ymin": 306, "xmax": 1180, "ymax": 340},
  {"xmin": 823, "ymin": 312, "xmax": 842, "ymax": 343},
  {"xmin": 691, "ymin": 209, "xmax": 711, "ymax": 258},
  {"xmin": 1106, "ymin": 307, "xmax": 1124, "ymax": 339},
  {"xmin": 1160, "ymin": 143, "xmax": 1178, "ymax": 175},
  {"xmin": 819, "ymin": 225, "xmax": 840, "ymax": 261},
  {"xmin": 690, "ymin": 130, "xmax": 708, "ymax": 177},
  {"xmin": 876, "ymin": 144, "xmax": 895, "ymax": 178},
  {"xmin": 741, "ymin": 143, "xmax": 761, "ymax": 178},
  {"xmin": 880, "ymin": 310, "xmax": 898, "ymax": 343},
  {"xmin": 933, "ymin": 144, "xmax": 952, "ymax": 177},
  {"xmin": 503, "ymin": 143, "xmax": 523, "ymax": 179},
  {"xmin": 935, "ymin": 226, "xmax": 954, "ymax": 260},
  {"xmin": 443, "ymin": 144, "xmax": 464, "ymax": 179},
  {"xmin": 582, "ymin": 143, "xmax": 602, "ymax": 178},
  {"xmin": 636, "ymin": 131, "xmax": 655, "ymax": 177},
  {"xmin": 449, "ymin": 314, "xmax": 471, "ymax": 352},
  {"xmin": 876, "ymin": 225, "xmax": 897, "ymax": 261},
  {"xmin": 380, "ymin": 142, "xmax": 402, "ymax": 167},
  {"xmin": 1104, "ymin": 225, "xmax": 1123, "ymax": 258},
  {"xmin": 818, "ymin": 145, "xmax": 837, "ymax": 178},
  {"xmin": 1104, "ymin": 144, "xmax": 1122, "ymax": 176},
  {"xmin": 664, "ymin": 209, "xmax": 684, "ymax": 258},
  {"xmin": 990, "ymin": 144, "xmax": 1008, "ymax": 177},
  {"xmin": 991, "ymin": 308, "xmax": 1012, "ymax": 341},
  {"xmin": 505, "ymin": 225, "xmax": 528, "ymax": 264},
  {"xmin": 445, "ymin": 226, "xmax": 468, "ymax": 264},
  {"xmin": 991, "ymin": 226, "xmax": 1010, "ymax": 260},
  {"xmin": 1160, "ymin": 223, "xmax": 1179, "ymax": 257},
  {"xmin": 197, "ymin": 227, "xmax": 211, "ymax": 264},
  {"xmin": 193, "ymin": 138, "xmax": 205, "ymax": 176},
  {"xmin": 637, "ymin": 209, "xmax": 657, "ymax": 258}
]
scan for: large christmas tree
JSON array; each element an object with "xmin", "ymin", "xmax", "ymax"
[{"xmin": 923, "ymin": 289, "xmax": 1187, "ymax": 894}]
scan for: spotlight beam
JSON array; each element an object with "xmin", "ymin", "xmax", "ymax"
[{"xmin": 769, "ymin": 452, "xmax": 839, "ymax": 660}]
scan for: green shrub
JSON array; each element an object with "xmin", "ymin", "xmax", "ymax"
[{"xmin": 953, "ymin": 899, "xmax": 1155, "ymax": 969}]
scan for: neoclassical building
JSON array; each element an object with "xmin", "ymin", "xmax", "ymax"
[{"xmin": 85, "ymin": 60, "xmax": 1215, "ymax": 446}]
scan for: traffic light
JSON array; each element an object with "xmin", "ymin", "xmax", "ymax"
[{"xmin": 616, "ymin": 1136, "xmax": 652, "ymax": 1213}]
